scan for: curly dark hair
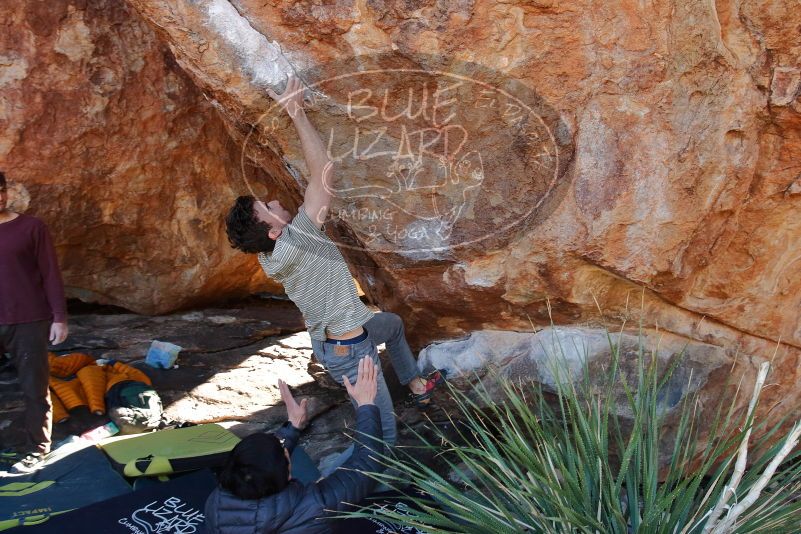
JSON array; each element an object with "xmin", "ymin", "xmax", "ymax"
[
  {"xmin": 225, "ymin": 195, "xmax": 276, "ymax": 253},
  {"xmin": 218, "ymin": 433, "xmax": 289, "ymax": 499}
]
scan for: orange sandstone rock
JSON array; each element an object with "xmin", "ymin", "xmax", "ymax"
[{"xmin": 0, "ymin": 0, "xmax": 284, "ymax": 314}]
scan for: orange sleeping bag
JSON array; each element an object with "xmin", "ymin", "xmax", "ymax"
[{"xmin": 47, "ymin": 353, "xmax": 152, "ymax": 421}]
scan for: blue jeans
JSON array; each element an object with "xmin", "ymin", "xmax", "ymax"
[{"xmin": 311, "ymin": 312, "xmax": 421, "ymax": 450}]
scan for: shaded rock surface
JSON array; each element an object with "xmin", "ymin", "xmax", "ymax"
[{"xmin": 61, "ymin": 297, "xmax": 304, "ymax": 359}]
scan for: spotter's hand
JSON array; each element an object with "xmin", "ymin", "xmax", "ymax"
[{"xmin": 278, "ymin": 378, "xmax": 309, "ymax": 430}]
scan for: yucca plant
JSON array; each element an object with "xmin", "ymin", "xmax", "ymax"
[{"xmin": 341, "ymin": 327, "xmax": 801, "ymax": 533}]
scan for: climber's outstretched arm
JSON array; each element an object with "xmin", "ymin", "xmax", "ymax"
[{"xmin": 267, "ymin": 75, "xmax": 333, "ymax": 228}]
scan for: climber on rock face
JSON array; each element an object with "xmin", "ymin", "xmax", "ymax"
[
  {"xmin": 0, "ymin": 170, "xmax": 69, "ymax": 473},
  {"xmin": 224, "ymin": 74, "xmax": 445, "ymax": 461}
]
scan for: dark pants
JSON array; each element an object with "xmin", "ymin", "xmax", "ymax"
[{"xmin": 0, "ymin": 320, "xmax": 52, "ymax": 454}]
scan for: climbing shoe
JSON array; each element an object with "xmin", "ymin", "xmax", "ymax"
[{"xmin": 410, "ymin": 370, "xmax": 447, "ymax": 409}]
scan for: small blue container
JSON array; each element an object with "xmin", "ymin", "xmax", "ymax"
[{"xmin": 145, "ymin": 340, "xmax": 182, "ymax": 369}]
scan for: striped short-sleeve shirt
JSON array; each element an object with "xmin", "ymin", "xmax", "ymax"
[{"xmin": 257, "ymin": 206, "xmax": 374, "ymax": 341}]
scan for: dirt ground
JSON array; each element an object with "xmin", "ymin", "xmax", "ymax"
[{"xmin": 0, "ymin": 296, "xmax": 448, "ymax": 468}]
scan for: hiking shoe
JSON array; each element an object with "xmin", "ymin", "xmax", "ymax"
[
  {"xmin": 10, "ymin": 452, "xmax": 45, "ymax": 474},
  {"xmin": 410, "ymin": 370, "xmax": 447, "ymax": 409}
]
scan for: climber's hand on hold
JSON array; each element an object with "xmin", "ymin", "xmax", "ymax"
[{"xmin": 267, "ymin": 74, "xmax": 305, "ymax": 120}]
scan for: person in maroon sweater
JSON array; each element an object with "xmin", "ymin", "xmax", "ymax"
[{"xmin": 0, "ymin": 170, "xmax": 68, "ymax": 471}]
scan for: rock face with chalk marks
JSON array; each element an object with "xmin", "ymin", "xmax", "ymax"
[
  {"xmin": 2, "ymin": 0, "xmax": 801, "ymax": 450},
  {"xmin": 122, "ymin": 0, "xmax": 801, "ymax": 448}
]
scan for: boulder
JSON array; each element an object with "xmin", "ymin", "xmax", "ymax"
[
  {"xmin": 419, "ymin": 326, "xmax": 730, "ymax": 412},
  {"xmin": 118, "ymin": 0, "xmax": 801, "ymax": 436},
  {"xmin": 0, "ymin": 0, "xmax": 285, "ymax": 313},
  {"xmin": 2, "ymin": 0, "xmax": 801, "ymax": 445},
  {"xmin": 418, "ymin": 326, "xmax": 734, "ymax": 465}
]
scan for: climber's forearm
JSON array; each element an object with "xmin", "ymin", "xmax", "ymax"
[
  {"xmin": 292, "ymin": 110, "xmax": 332, "ymax": 191},
  {"xmin": 292, "ymin": 110, "xmax": 333, "ymax": 225}
]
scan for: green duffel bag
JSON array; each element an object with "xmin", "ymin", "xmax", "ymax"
[{"xmin": 105, "ymin": 380, "xmax": 163, "ymax": 435}]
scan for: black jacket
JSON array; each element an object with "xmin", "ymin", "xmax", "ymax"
[{"xmin": 204, "ymin": 404, "xmax": 383, "ymax": 534}]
